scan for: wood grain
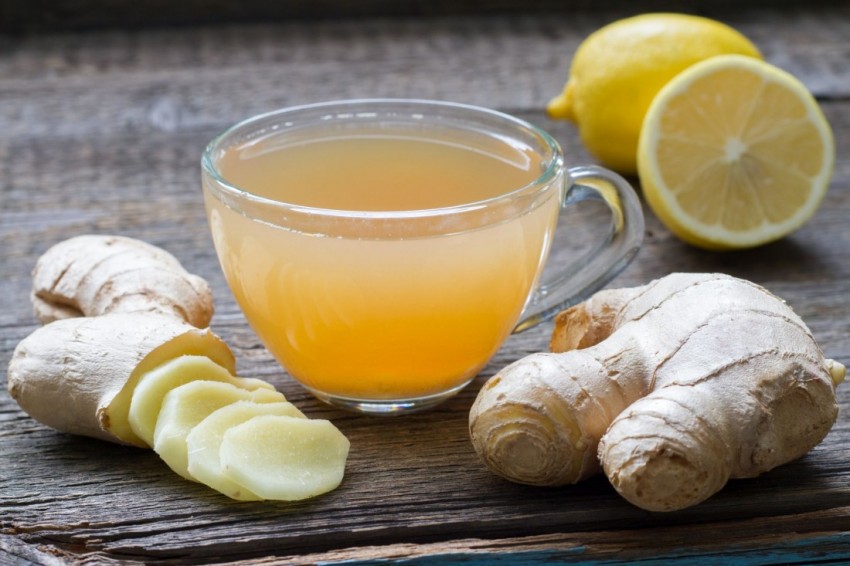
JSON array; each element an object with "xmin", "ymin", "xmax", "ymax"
[
  {"xmin": 2, "ymin": 7, "xmax": 850, "ymax": 564},
  {"xmin": 2, "ymin": 0, "xmax": 841, "ymax": 34}
]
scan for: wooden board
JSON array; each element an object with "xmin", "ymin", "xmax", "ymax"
[
  {"xmin": 2, "ymin": 6, "xmax": 850, "ymax": 564},
  {"xmin": 1, "ymin": 0, "xmax": 838, "ymax": 33}
]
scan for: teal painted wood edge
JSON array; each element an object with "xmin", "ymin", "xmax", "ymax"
[{"xmin": 320, "ymin": 532, "xmax": 850, "ymax": 565}]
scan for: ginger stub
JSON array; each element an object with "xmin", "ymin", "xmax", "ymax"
[
  {"xmin": 7, "ymin": 234, "xmax": 350, "ymax": 502},
  {"xmin": 469, "ymin": 272, "xmax": 844, "ymax": 512},
  {"xmin": 7, "ymin": 314, "xmax": 235, "ymax": 447}
]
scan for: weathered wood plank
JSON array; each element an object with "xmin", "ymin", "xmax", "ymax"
[
  {"xmin": 0, "ymin": 8, "xmax": 847, "ymax": 144},
  {"xmin": 265, "ymin": 507, "xmax": 850, "ymax": 565},
  {"xmin": 2, "ymin": 0, "xmax": 841, "ymax": 34},
  {"xmin": 2, "ymin": 8, "xmax": 850, "ymax": 563}
]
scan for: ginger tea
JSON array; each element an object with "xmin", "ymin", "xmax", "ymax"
[{"xmin": 205, "ymin": 123, "xmax": 561, "ymax": 405}]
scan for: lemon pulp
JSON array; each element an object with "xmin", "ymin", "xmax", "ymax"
[{"xmin": 638, "ymin": 55, "xmax": 834, "ymax": 250}]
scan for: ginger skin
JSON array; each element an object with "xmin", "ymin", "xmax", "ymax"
[
  {"xmin": 9, "ymin": 234, "xmax": 223, "ymax": 446},
  {"xmin": 469, "ymin": 273, "xmax": 844, "ymax": 512},
  {"xmin": 7, "ymin": 314, "xmax": 235, "ymax": 446},
  {"xmin": 31, "ymin": 235, "xmax": 213, "ymax": 327}
]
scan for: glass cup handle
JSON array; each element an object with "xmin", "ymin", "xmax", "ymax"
[{"xmin": 513, "ymin": 165, "xmax": 645, "ymax": 333}]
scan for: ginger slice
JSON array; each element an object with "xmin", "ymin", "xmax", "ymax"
[
  {"xmin": 187, "ymin": 401, "xmax": 306, "ymax": 501},
  {"xmin": 219, "ymin": 415, "xmax": 350, "ymax": 501},
  {"xmin": 153, "ymin": 381, "xmax": 285, "ymax": 480},
  {"xmin": 129, "ymin": 355, "xmax": 275, "ymax": 447}
]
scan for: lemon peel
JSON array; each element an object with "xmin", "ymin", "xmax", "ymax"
[{"xmin": 548, "ymin": 13, "xmax": 761, "ymax": 174}]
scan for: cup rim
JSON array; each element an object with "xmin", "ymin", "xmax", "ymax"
[{"xmin": 201, "ymin": 98, "xmax": 563, "ymax": 221}]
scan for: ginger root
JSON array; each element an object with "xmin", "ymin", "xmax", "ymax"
[
  {"xmin": 31, "ymin": 234, "xmax": 213, "ymax": 327},
  {"xmin": 7, "ymin": 314, "xmax": 235, "ymax": 447},
  {"xmin": 469, "ymin": 273, "xmax": 844, "ymax": 512},
  {"xmin": 8, "ymin": 234, "xmax": 349, "ymax": 501}
]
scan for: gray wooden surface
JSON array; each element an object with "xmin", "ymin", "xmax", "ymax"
[
  {"xmin": 2, "ymin": 0, "xmax": 834, "ymax": 33},
  {"xmin": 2, "ymin": 5, "xmax": 850, "ymax": 564}
]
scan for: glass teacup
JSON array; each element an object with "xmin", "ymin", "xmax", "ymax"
[{"xmin": 201, "ymin": 99, "xmax": 643, "ymax": 414}]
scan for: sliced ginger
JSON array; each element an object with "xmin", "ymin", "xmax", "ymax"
[
  {"xmin": 7, "ymin": 313, "xmax": 236, "ymax": 447},
  {"xmin": 7, "ymin": 234, "xmax": 350, "ymax": 502},
  {"xmin": 129, "ymin": 355, "xmax": 274, "ymax": 447},
  {"xmin": 153, "ymin": 380, "xmax": 286, "ymax": 480},
  {"xmin": 186, "ymin": 401, "xmax": 306, "ymax": 501},
  {"xmin": 219, "ymin": 415, "xmax": 351, "ymax": 501}
]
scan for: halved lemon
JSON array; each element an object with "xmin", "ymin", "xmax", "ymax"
[{"xmin": 638, "ymin": 54, "xmax": 834, "ymax": 250}]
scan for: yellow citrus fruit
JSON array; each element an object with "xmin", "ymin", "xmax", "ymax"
[
  {"xmin": 547, "ymin": 13, "xmax": 761, "ymax": 174},
  {"xmin": 638, "ymin": 55, "xmax": 835, "ymax": 250}
]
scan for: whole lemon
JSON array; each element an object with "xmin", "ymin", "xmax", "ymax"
[{"xmin": 547, "ymin": 13, "xmax": 761, "ymax": 175}]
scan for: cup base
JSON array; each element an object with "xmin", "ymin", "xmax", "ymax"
[{"xmin": 303, "ymin": 379, "xmax": 474, "ymax": 416}]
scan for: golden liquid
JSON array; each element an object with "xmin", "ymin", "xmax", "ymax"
[{"xmin": 206, "ymin": 126, "xmax": 559, "ymax": 400}]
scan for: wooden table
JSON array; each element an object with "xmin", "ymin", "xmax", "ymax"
[{"xmin": 2, "ymin": 5, "xmax": 849, "ymax": 564}]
